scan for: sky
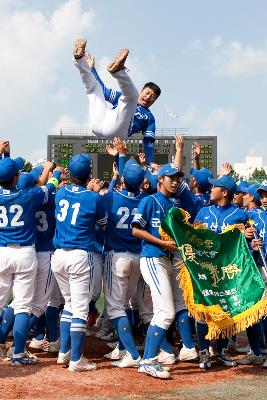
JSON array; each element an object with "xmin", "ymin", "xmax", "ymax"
[{"xmin": 1, "ymin": 0, "xmax": 267, "ymax": 168}]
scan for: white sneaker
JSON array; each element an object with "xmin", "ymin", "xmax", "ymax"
[
  {"xmin": 236, "ymin": 344, "xmax": 251, "ymax": 354},
  {"xmin": 106, "ymin": 341, "xmax": 118, "ymax": 350},
  {"xmin": 157, "ymin": 349, "xmax": 175, "ymax": 365},
  {"xmin": 57, "ymin": 350, "xmax": 71, "ymax": 365},
  {"xmin": 178, "ymin": 345, "xmax": 198, "ymax": 361},
  {"xmin": 138, "ymin": 359, "xmax": 170, "ymax": 379},
  {"xmin": 6, "ymin": 346, "xmax": 14, "ymax": 360},
  {"xmin": 227, "ymin": 337, "xmax": 238, "ymax": 350},
  {"xmin": 111, "ymin": 351, "xmax": 141, "ymax": 368},
  {"xmin": 237, "ymin": 351, "xmax": 263, "ymax": 365},
  {"xmin": 262, "ymin": 358, "xmax": 267, "ymax": 368},
  {"xmin": 50, "ymin": 338, "xmax": 60, "ymax": 353},
  {"xmin": 209, "ymin": 345, "xmax": 215, "ymax": 357},
  {"xmin": 68, "ymin": 356, "xmax": 97, "ymax": 372},
  {"xmin": 0, "ymin": 344, "xmax": 7, "ymax": 361},
  {"xmin": 104, "ymin": 346, "xmax": 126, "ymax": 360},
  {"xmin": 29, "ymin": 338, "xmax": 50, "ymax": 352}
]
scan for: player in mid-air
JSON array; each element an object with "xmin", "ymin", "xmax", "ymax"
[{"xmin": 73, "ymin": 39, "xmax": 161, "ymax": 165}]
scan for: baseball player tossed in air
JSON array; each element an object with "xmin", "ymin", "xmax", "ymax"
[
  {"xmin": 101, "ymin": 160, "xmax": 146, "ymax": 367},
  {"xmin": 73, "ymin": 39, "xmax": 161, "ymax": 165},
  {"xmin": 0, "ymin": 157, "xmax": 60, "ymax": 366},
  {"xmin": 51, "ymin": 154, "xmax": 107, "ymax": 372},
  {"xmin": 194, "ymin": 175, "xmax": 248, "ymax": 369},
  {"xmin": 132, "ymin": 163, "xmax": 181, "ymax": 379}
]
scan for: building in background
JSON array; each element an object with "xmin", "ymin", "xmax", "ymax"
[
  {"xmin": 47, "ymin": 128, "xmax": 217, "ymax": 180},
  {"xmin": 234, "ymin": 156, "xmax": 267, "ymax": 180}
]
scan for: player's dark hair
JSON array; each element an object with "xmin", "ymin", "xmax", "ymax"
[
  {"xmin": 0, "ymin": 173, "xmax": 18, "ymax": 189},
  {"xmin": 70, "ymin": 175, "xmax": 90, "ymax": 187},
  {"xmin": 124, "ymin": 182, "xmax": 139, "ymax": 193},
  {"xmin": 142, "ymin": 82, "xmax": 161, "ymax": 98}
]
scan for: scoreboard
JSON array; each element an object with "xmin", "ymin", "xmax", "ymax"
[{"xmin": 47, "ymin": 133, "xmax": 217, "ymax": 180}]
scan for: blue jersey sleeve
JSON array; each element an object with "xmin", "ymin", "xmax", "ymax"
[
  {"xmin": 132, "ymin": 196, "xmax": 151, "ymax": 229},
  {"xmin": 143, "ymin": 114, "xmax": 156, "ymax": 140},
  {"xmin": 91, "ymin": 67, "xmax": 121, "ymax": 107}
]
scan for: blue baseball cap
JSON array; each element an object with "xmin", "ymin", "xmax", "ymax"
[
  {"xmin": 235, "ymin": 180, "xmax": 250, "ymax": 193},
  {"xmin": 190, "ymin": 168, "xmax": 213, "ymax": 191},
  {"xmin": 242, "ymin": 184, "xmax": 261, "ymax": 202},
  {"xmin": 123, "ymin": 163, "xmax": 145, "ymax": 190},
  {"xmin": 31, "ymin": 165, "xmax": 44, "ymax": 181},
  {"xmin": 17, "ymin": 172, "xmax": 36, "ymax": 190},
  {"xmin": 157, "ymin": 163, "xmax": 180, "ymax": 178},
  {"xmin": 0, "ymin": 157, "xmax": 23, "ymax": 182},
  {"xmin": 209, "ymin": 175, "xmax": 237, "ymax": 195},
  {"xmin": 257, "ymin": 180, "xmax": 267, "ymax": 193},
  {"xmin": 145, "ymin": 169, "xmax": 158, "ymax": 192},
  {"xmin": 69, "ymin": 154, "xmax": 91, "ymax": 179}
]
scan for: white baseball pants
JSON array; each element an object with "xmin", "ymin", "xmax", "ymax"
[{"xmin": 75, "ymin": 57, "xmax": 138, "ymax": 139}]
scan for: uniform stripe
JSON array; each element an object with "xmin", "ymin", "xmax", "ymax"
[{"xmin": 146, "ymin": 258, "xmax": 161, "ymax": 295}]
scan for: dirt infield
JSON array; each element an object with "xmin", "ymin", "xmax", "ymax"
[{"xmin": 0, "ymin": 335, "xmax": 266, "ymax": 400}]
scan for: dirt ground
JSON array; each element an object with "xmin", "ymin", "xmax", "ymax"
[{"xmin": 0, "ymin": 334, "xmax": 266, "ymax": 400}]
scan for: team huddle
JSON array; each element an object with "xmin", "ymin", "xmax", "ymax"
[{"xmin": 0, "ymin": 39, "xmax": 267, "ymax": 380}]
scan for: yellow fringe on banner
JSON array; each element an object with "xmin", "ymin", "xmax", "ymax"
[{"xmin": 178, "ymin": 260, "xmax": 267, "ymax": 340}]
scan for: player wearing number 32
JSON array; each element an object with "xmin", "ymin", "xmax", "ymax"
[
  {"xmin": 101, "ymin": 160, "xmax": 146, "ymax": 368},
  {"xmin": 0, "ymin": 157, "xmax": 60, "ymax": 366},
  {"xmin": 51, "ymin": 154, "xmax": 107, "ymax": 372}
]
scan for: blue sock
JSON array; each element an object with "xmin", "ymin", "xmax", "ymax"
[
  {"xmin": 216, "ymin": 337, "xmax": 229, "ymax": 354},
  {"xmin": 112, "ymin": 316, "xmax": 139, "ymax": 360},
  {"xmin": 60, "ymin": 310, "xmax": 72, "ymax": 354},
  {"xmin": 143, "ymin": 324, "xmax": 153, "ymax": 360},
  {"xmin": 45, "ymin": 306, "xmax": 59, "ymax": 342},
  {"xmin": 146, "ymin": 324, "xmax": 166, "ymax": 359},
  {"xmin": 0, "ymin": 306, "xmax": 15, "ymax": 344},
  {"xmin": 29, "ymin": 314, "xmax": 39, "ymax": 334},
  {"xmin": 247, "ymin": 323, "xmax": 261, "ymax": 356},
  {"xmin": 159, "ymin": 333, "xmax": 173, "ymax": 354},
  {"xmin": 196, "ymin": 322, "xmax": 210, "ymax": 351},
  {"xmin": 70, "ymin": 318, "xmax": 87, "ymax": 362},
  {"xmin": 126, "ymin": 309, "xmax": 140, "ymax": 331},
  {"xmin": 34, "ymin": 314, "xmax": 46, "ymax": 340},
  {"xmin": 13, "ymin": 313, "xmax": 30, "ymax": 354},
  {"xmin": 176, "ymin": 310, "xmax": 195, "ymax": 349}
]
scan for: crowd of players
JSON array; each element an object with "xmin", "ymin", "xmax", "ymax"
[
  {"xmin": 0, "ymin": 40, "xmax": 267, "ymax": 379},
  {"xmin": 0, "ymin": 135, "xmax": 267, "ymax": 379}
]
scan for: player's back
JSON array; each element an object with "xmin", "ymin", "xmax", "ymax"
[
  {"xmin": 54, "ymin": 185, "xmax": 106, "ymax": 251},
  {"xmin": 103, "ymin": 190, "xmax": 146, "ymax": 253},
  {"xmin": 35, "ymin": 192, "xmax": 56, "ymax": 252},
  {"xmin": 0, "ymin": 186, "xmax": 47, "ymax": 246}
]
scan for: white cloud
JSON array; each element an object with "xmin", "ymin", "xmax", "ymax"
[
  {"xmin": 52, "ymin": 114, "xmax": 83, "ymax": 133},
  {"xmin": 210, "ymin": 35, "xmax": 223, "ymax": 48},
  {"xmin": 53, "ymin": 87, "xmax": 70, "ymax": 103},
  {"xmin": 212, "ymin": 40, "xmax": 267, "ymax": 77},
  {"xmin": 187, "ymin": 39, "xmax": 203, "ymax": 51}
]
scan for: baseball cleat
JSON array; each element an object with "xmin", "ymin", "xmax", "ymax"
[
  {"xmin": 11, "ymin": 352, "xmax": 38, "ymax": 366},
  {"xmin": 106, "ymin": 341, "xmax": 118, "ymax": 350},
  {"xmin": 199, "ymin": 349, "xmax": 212, "ymax": 369},
  {"xmin": 138, "ymin": 360, "xmax": 170, "ymax": 379},
  {"xmin": 236, "ymin": 350, "xmax": 263, "ymax": 365},
  {"xmin": 29, "ymin": 337, "xmax": 50, "ymax": 352},
  {"xmin": 68, "ymin": 356, "xmax": 97, "ymax": 372},
  {"xmin": 104, "ymin": 346, "xmax": 126, "ymax": 360},
  {"xmin": 177, "ymin": 345, "xmax": 198, "ymax": 362},
  {"xmin": 262, "ymin": 358, "xmax": 267, "ymax": 368},
  {"xmin": 236, "ymin": 344, "xmax": 251, "ymax": 354},
  {"xmin": 157, "ymin": 349, "xmax": 176, "ymax": 365},
  {"xmin": 57, "ymin": 350, "xmax": 71, "ymax": 365},
  {"xmin": 73, "ymin": 38, "xmax": 87, "ymax": 59},
  {"xmin": 111, "ymin": 351, "xmax": 141, "ymax": 368},
  {"xmin": 107, "ymin": 48, "xmax": 129, "ymax": 74},
  {"xmin": 49, "ymin": 338, "xmax": 60, "ymax": 353},
  {"xmin": 216, "ymin": 348, "xmax": 237, "ymax": 367}
]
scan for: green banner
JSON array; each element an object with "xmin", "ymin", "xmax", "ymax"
[{"xmin": 160, "ymin": 207, "xmax": 267, "ymax": 339}]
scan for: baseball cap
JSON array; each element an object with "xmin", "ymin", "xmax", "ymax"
[
  {"xmin": 123, "ymin": 164, "xmax": 145, "ymax": 190},
  {"xmin": 0, "ymin": 157, "xmax": 23, "ymax": 182},
  {"xmin": 157, "ymin": 163, "xmax": 180, "ymax": 178},
  {"xmin": 69, "ymin": 154, "xmax": 91, "ymax": 179},
  {"xmin": 235, "ymin": 180, "xmax": 250, "ymax": 193},
  {"xmin": 145, "ymin": 169, "xmax": 158, "ymax": 192},
  {"xmin": 209, "ymin": 175, "xmax": 237, "ymax": 195},
  {"xmin": 31, "ymin": 165, "xmax": 44, "ymax": 181},
  {"xmin": 257, "ymin": 180, "xmax": 267, "ymax": 193},
  {"xmin": 190, "ymin": 168, "xmax": 213, "ymax": 191},
  {"xmin": 17, "ymin": 172, "xmax": 36, "ymax": 190},
  {"xmin": 242, "ymin": 184, "xmax": 260, "ymax": 202}
]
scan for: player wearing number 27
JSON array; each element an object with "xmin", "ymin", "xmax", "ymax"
[{"xmin": 51, "ymin": 154, "xmax": 107, "ymax": 372}]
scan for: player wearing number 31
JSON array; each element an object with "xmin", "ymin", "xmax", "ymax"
[{"xmin": 51, "ymin": 154, "xmax": 107, "ymax": 372}]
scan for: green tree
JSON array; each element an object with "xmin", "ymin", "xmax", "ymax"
[
  {"xmin": 249, "ymin": 167, "xmax": 267, "ymax": 183},
  {"xmin": 23, "ymin": 161, "xmax": 32, "ymax": 172}
]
